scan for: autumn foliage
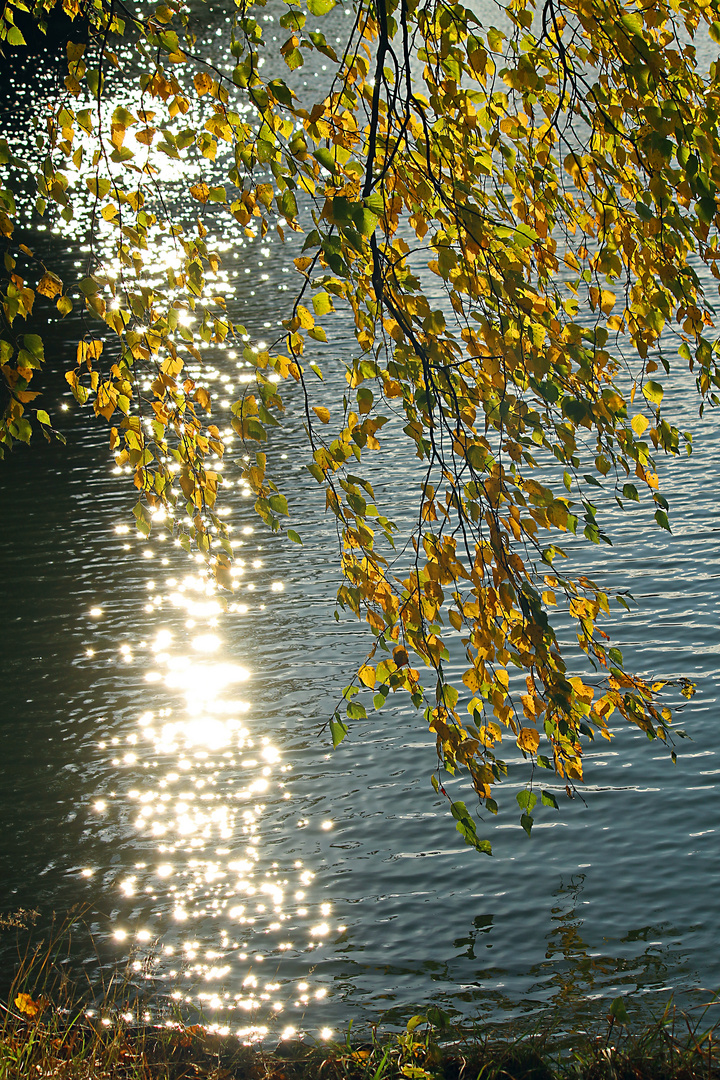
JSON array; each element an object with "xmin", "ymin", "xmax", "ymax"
[{"xmin": 1, "ymin": 0, "xmax": 714, "ymax": 849}]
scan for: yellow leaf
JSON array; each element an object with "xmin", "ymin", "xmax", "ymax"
[
  {"xmin": 193, "ymin": 72, "xmax": 213, "ymax": 96},
  {"xmin": 195, "ymin": 387, "xmax": 211, "ymax": 411},
  {"xmin": 37, "ymin": 272, "xmax": 63, "ymax": 299},
  {"xmin": 312, "ymin": 405, "xmax": 330, "ymax": 423},
  {"xmin": 600, "ymin": 289, "xmax": 616, "ymax": 314},
  {"xmin": 517, "ymin": 727, "xmax": 540, "ymax": 754},
  {"xmin": 358, "ymin": 664, "xmax": 376, "ymax": 688},
  {"xmin": 631, "ymin": 413, "xmax": 648, "ymax": 436},
  {"xmin": 463, "ymin": 667, "xmax": 481, "ymax": 693},
  {"xmin": 296, "ymin": 304, "xmax": 314, "ymax": 329},
  {"xmin": 566, "ymin": 758, "xmax": 583, "ymax": 781},
  {"xmin": 312, "ymin": 291, "xmax": 334, "ymax": 316},
  {"xmin": 190, "ymin": 183, "xmax": 210, "ymax": 203},
  {"xmin": 135, "ymin": 127, "xmax": 156, "ymax": 145},
  {"xmin": 15, "ymin": 993, "xmax": 40, "ymax": 1017}
]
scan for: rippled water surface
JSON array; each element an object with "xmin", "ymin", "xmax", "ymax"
[{"xmin": 1, "ymin": 0, "xmax": 720, "ymax": 1043}]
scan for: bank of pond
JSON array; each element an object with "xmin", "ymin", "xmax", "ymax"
[
  {"xmin": 2, "ymin": 910, "xmax": 720, "ymax": 1080},
  {"xmin": 2, "ymin": 991, "xmax": 719, "ymax": 1080}
]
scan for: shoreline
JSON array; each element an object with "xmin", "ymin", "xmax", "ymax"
[{"xmin": 2, "ymin": 992, "xmax": 719, "ymax": 1080}]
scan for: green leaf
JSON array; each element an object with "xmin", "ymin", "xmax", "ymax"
[
  {"xmin": 426, "ymin": 1007, "xmax": 450, "ymax": 1029},
  {"xmin": 352, "ymin": 206, "xmax": 379, "ymax": 236},
  {"xmin": 268, "ymin": 78, "xmax": 294, "ymax": 106},
  {"xmin": 307, "ymin": 0, "xmax": 336, "ymax": 14},
  {"xmin": 245, "ymin": 418, "xmax": 267, "ymax": 441},
  {"xmin": 269, "ymin": 492, "xmax": 289, "ymax": 515},
  {"xmin": 159, "ymin": 29, "xmax": 180, "ymax": 52},
  {"xmin": 609, "ymin": 997, "xmax": 630, "ymax": 1025},
  {"xmin": 540, "ymin": 790, "xmax": 558, "ymax": 809},
  {"xmin": 330, "ymin": 717, "xmax": 348, "ymax": 748},
  {"xmin": 36, "ymin": 410, "xmax": 51, "ymax": 426},
  {"xmin": 22, "ymin": 334, "xmax": 44, "ymax": 361},
  {"xmin": 655, "ymin": 508, "xmax": 671, "ymax": 531},
  {"xmin": 7, "ymin": 25, "xmax": 26, "ymax": 45},
  {"xmin": 619, "ymin": 11, "xmax": 643, "ymax": 35},
  {"xmin": 313, "ymin": 147, "xmax": 337, "ymax": 174},
  {"xmin": 520, "ymin": 813, "xmax": 533, "ymax": 836},
  {"xmin": 450, "ymin": 800, "xmax": 492, "ymax": 854},
  {"xmin": 78, "ymin": 276, "xmax": 98, "ymax": 296},
  {"xmin": 112, "ymin": 106, "xmax": 136, "ymax": 127},
  {"xmin": 133, "ymin": 502, "xmax": 151, "ymax": 536},
  {"xmin": 699, "ymin": 196, "xmax": 717, "ymax": 223},
  {"xmin": 346, "ymin": 701, "xmax": 367, "ymax": 720},
  {"xmin": 86, "ymin": 177, "xmax": 111, "ymax": 199},
  {"xmin": 441, "ymin": 683, "xmax": 459, "ymax": 710},
  {"xmin": 278, "ymin": 189, "xmax": 298, "ymax": 218},
  {"xmin": 487, "ymin": 25, "xmax": 504, "ymax": 50},
  {"xmin": 516, "ymin": 789, "xmax": 537, "ymax": 813},
  {"xmin": 287, "ymin": 529, "xmax": 302, "ymax": 544},
  {"xmin": 642, "ymin": 380, "xmax": 664, "ymax": 407},
  {"xmin": 12, "ymin": 418, "xmax": 32, "ymax": 443},
  {"xmin": 279, "ymin": 9, "xmax": 306, "ymax": 28},
  {"xmin": 467, "ymin": 444, "xmax": 490, "ymax": 472},
  {"xmin": 284, "ymin": 47, "xmax": 304, "ymax": 71}
]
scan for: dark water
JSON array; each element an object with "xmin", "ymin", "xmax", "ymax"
[{"xmin": 1, "ymin": 0, "xmax": 720, "ymax": 1044}]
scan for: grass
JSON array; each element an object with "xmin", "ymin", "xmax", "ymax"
[
  {"xmin": 2, "ymin": 999, "xmax": 720, "ymax": 1080},
  {"xmin": 1, "ymin": 912, "xmax": 719, "ymax": 1080}
]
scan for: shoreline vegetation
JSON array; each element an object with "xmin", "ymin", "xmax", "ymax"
[
  {"xmin": 1, "ymin": 914, "xmax": 719, "ymax": 1080},
  {"xmin": 2, "ymin": 993, "xmax": 720, "ymax": 1080}
]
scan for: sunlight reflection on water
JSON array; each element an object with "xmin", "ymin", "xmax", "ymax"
[
  {"xmin": 3, "ymin": 0, "xmax": 720, "ymax": 1042},
  {"xmin": 77, "ymin": 557, "xmax": 348, "ymax": 1039}
]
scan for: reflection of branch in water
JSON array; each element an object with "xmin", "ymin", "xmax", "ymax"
[
  {"xmin": 532, "ymin": 875, "xmax": 694, "ymax": 1017},
  {"xmin": 439, "ymin": 875, "xmax": 697, "ymax": 1029},
  {"xmin": 453, "ymin": 914, "xmax": 494, "ymax": 962},
  {"xmin": 541, "ymin": 874, "xmax": 599, "ymax": 1008},
  {"xmin": 349, "ymin": 879, "xmax": 698, "ymax": 1030}
]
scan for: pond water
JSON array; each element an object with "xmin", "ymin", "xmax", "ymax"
[{"xmin": 1, "ymin": 0, "xmax": 720, "ymax": 1044}]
